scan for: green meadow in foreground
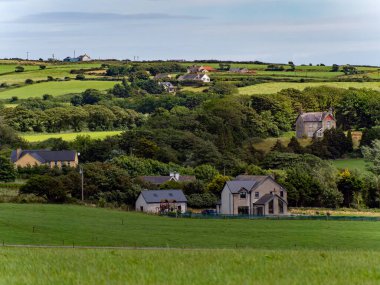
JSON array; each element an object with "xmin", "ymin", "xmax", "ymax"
[
  {"xmin": 20, "ymin": 131, "xmax": 123, "ymax": 142},
  {"xmin": 0, "ymin": 80, "xmax": 117, "ymax": 100},
  {"xmin": 1, "ymin": 204, "xmax": 380, "ymax": 250},
  {"xmin": 1, "ymin": 247, "xmax": 379, "ymax": 285},
  {"xmin": 239, "ymin": 82, "xmax": 380, "ymax": 95}
]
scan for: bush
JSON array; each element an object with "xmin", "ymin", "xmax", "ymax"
[
  {"xmin": 15, "ymin": 66, "xmax": 24, "ymax": 73},
  {"xmin": 25, "ymin": 79, "xmax": 34, "ymax": 84},
  {"xmin": 76, "ymin": 74, "xmax": 86, "ymax": 80}
]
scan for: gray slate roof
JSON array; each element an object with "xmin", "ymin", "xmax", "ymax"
[
  {"xmin": 254, "ymin": 194, "xmax": 274, "ymax": 205},
  {"xmin": 141, "ymin": 190, "xmax": 187, "ymax": 203},
  {"xmin": 179, "ymin": 74, "xmax": 207, "ymax": 80},
  {"xmin": 299, "ymin": 112, "xmax": 335, "ymax": 122},
  {"xmin": 140, "ymin": 175, "xmax": 196, "ymax": 185},
  {"xmin": 225, "ymin": 181, "xmax": 257, "ymax": 193},
  {"xmin": 11, "ymin": 150, "xmax": 76, "ymax": 163}
]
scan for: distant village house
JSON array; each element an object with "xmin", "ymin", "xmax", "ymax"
[
  {"xmin": 158, "ymin": 82, "xmax": 176, "ymax": 93},
  {"xmin": 178, "ymin": 73, "xmax": 211, "ymax": 83},
  {"xmin": 295, "ymin": 110, "xmax": 336, "ymax": 138},
  {"xmin": 63, "ymin": 53, "xmax": 91, "ymax": 62},
  {"xmin": 11, "ymin": 149, "xmax": 78, "ymax": 168},
  {"xmin": 229, "ymin": 67, "xmax": 249, "ymax": 73}
]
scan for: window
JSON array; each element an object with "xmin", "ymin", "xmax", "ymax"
[
  {"xmin": 269, "ymin": 200, "xmax": 274, "ymax": 214},
  {"xmin": 279, "ymin": 200, "xmax": 284, "ymax": 214},
  {"xmin": 238, "ymin": 206, "xmax": 249, "ymax": 215},
  {"xmin": 240, "ymin": 192, "xmax": 247, "ymax": 199},
  {"xmin": 68, "ymin": 161, "xmax": 71, "ymax": 167},
  {"xmin": 54, "ymin": 161, "xmax": 58, "ymax": 166},
  {"xmin": 140, "ymin": 206, "xmax": 144, "ymax": 212},
  {"xmin": 255, "ymin": 192, "xmax": 259, "ymax": 198},
  {"xmin": 280, "ymin": 191, "xmax": 284, "ymax": 197},
  {"xmin": 177, "ymin": 205, "xmax": 182, "ymax": 211}
]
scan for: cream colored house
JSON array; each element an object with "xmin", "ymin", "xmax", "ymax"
[
  {"xmin": 11, "ymin": 149, "xmax": 78, "ymax": 168},
  {"xmin": 220, "ymin": 175, "xmax": 288, "ymax": 216},
  {"xmin": 135, "ymin": 190, "xmax": 187, "ymax": 214}
]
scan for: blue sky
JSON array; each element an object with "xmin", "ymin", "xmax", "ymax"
[{"xmin": 1, "ymin": 0, "xmax": 380, "ymax": 65}]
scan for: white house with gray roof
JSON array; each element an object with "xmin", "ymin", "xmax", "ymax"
[
  {"xmin": 220, "ymin": 175, "xmax": 288, "ymax": 216},
  {"xmin": 135, "ymin": 190, "xmax": 187, "ymax": 214}
]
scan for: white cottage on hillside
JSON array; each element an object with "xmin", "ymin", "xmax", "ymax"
[
  {"xmin": 220, "ymin": 175, "xmax": 288, "ymax": 216},
  {"xmin": 135, "ymin": 190, "xmax": 187, "ymax": 214}
]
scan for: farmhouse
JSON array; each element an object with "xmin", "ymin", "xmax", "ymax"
[
  {"xmin": 295, "ymin": 110, "xmax": 336, "ymax": 138},
  {"xmin": 135, "ymin": 190, "xmax": 187, "ymax": 213},
  {"xmin": 229, "ymin": 67, "xmax": 249, "ymax": 73},
  {"xmin": 154, "ymin": 73, "xmax": 172, "ymax": 80},
  {"xmin": 11, "ymin": 149, "xmax": 78, "ymax": 168},
  {"xmin": 139, "ymin": 172, "xmax": 196, "ymax": 186},
  {"xmin": 63, "ymin": 53, "xmax": 91, "ymax": 62},
  {"xmin": 158, "ymin": 82, "xmax": 176, "ymax": 93},
  {"xmin": 220, "ymin": 175, "xmax": 288, "ymax": 216},
  {"xmin": 178, "ymin": 73, "xmax": 211, "ymax": 83}
]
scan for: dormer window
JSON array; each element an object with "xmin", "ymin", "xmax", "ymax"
[{"xmin": 240, "ymin": 192, "xmax": 247, "ymax": 199}]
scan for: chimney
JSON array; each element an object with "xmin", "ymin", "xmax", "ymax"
[
  {"xmin": 16, "ymin": 148, "xmax": 22, "ymax": 160},
  {"xmin": 169, "ymin": 172, "xmax": 175, "ymax": 178},
  {"xmin": 174, "ymin": 172, "xmax": 180, "ymax": 181}
]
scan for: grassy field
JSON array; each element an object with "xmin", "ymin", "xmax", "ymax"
[
  {"xmin": 1, "ymin": 204, "xmax": 380, "ymax": 249},
  {"xmin": 1, "ymin": 247, "xmax": 380, "ymax": 285},
  {"xmin": 0, "ymin": 80, "xmax": 118, "ymax": 100},
  {"xmin": 239, "ymin": 82, "xmax": 380, "ymax": 95},
  {"xmin": 0, "ymin": 63, "xmax": 102, "ymax": 84},
  {"xmin": 20, "ymin": 131, "xmax": 123, "ymax": 142},
  {"xmin": 1, "ymin": 204, "xmax": 380, "ymax": 284},
  {"xmin": 252, "ymin": 132, "xmax": 311, "ymax": 153},
  {"xmin": 331, "ymin": 159, "xmax": 371, "ymax": 173}
]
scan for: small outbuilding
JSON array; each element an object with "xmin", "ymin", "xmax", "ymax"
[{"xmin": 135, "ymin": 190, "xmax": 187, "ymax": 214}]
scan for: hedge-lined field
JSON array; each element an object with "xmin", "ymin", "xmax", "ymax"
[
  {"xmin": 0, "ymin": 80, "xmax": 118, "ymax": 100},
  {"xmin": 239, "ymin": 82, "xmax": 380, "ymax": 95},
  {"xmin": 20, "ymin": 131, "xmax": 123, "ymax": 142}
]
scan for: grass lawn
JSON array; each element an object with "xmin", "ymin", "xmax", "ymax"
[
  {"xmin": 252, "ymin": 132, "xmax": 311, "ymax": 153},
  {"xmin": 0, "ymin": 80, "xmax": 118, "ymax": 100},
  {"xmin": 20, "ymin": 131, "xmax": 123, "ymax": 142},
  {"xmin": 1, "ymin": 247, "xmax": 380, "ymax": 285},
  {"xmin": 239, "ymin": 82, "xmax": 380, "ymax": 95},
  {"xmin": 331, "ymin": 159, "xmax": 372, "ymax": 173},
  {"xmin": 1, "ymin": 204, "xmax": 380, "ymax": 250}
]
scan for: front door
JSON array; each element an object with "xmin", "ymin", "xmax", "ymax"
[{"xmin": 256, "ymin": 207, "xmax": 263, "ymax": 216}]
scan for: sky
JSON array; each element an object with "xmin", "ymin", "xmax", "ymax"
[{"xmin": 1, "ymin": 0, "xmax": 380, "ymax": 65}]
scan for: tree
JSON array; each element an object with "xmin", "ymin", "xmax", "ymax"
[
  {"xmin": 25, "ymin": 79, "xmax": 34, "ymax": 84},
  {"xmin": 15, "ymin": 66, "xmax": 24, "ymax": 73},
  {"xmin": 81, "ymin": 89, "xmax": 102, "ymax": 105},
  {"xmin": 342, "ymin": 65, "xmax": 358, "ymax": 75},
  {"xmin": 331, "ymin": 64, "xmax": 339, "ymax": 72},
  {"xmin": 362, "ymin": 140, "xmax": 380, "ymax": 175},
  {"xmin": 287, "ymin": 136, "xmax": 304, "ymax": 154},
  {"xmin": 194, "ymin": 164, "xmax": 219, "ymax": 182},
  {"xmin": 20, "ymin": 175, "xmax": 68, "ymax": 203},
  {"xmin": 337, "ymin": 169, "xmax": 364, "ymax": 208},
  {"xmin": 208, "ymin": 82, "xmax": 238, "ymax": 96},
  {"xmin": 0, "ymin": 156, "xmax": 16, "ymax": 182},
  {"xmin": 39, "ymin": 65, "xmax": 46, "ymax": 70},
  {"xmin": 206, "ymin": 174, "xmax": 230, "ymax": 195},
  {"xmin": 76, "ymin": 74, "xmax": 85, "ymax": 80}
]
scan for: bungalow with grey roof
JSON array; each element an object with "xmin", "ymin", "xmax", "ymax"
[
  {"xmin": 135, "ymin": 189, "xmax": 187, "ymax": 213},
  {"xmin": 11, "ymin": 149, "xmax": 78, "ymax": 168},
  {"xmin": 220, "ymin": 175, "xmax": 288, "ymax": 216},
  {"xmin": 178, "ymin": 73, "xmax": 210, "ymax": 83}
]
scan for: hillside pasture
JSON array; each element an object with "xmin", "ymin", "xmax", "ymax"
[
  {"xmin": 331, "ymin": 159, "xmax": 372, "ymax": 173},
  {"xmin": 20, "ymin": 131, "xmax": 123, "ymax": 142},
  {"xmin": 239, "ymin": 82, "xmax": 380, "ymax": 95},
  {"xmin": 0, "ymin": 80, "xmax": 118, "ymax": 100}
]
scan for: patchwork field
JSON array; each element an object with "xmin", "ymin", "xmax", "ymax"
[
  {"xmin": 239, "ymin": 82, "xmax": 380, "ymax": 95},
  {"xmin": 0, "ymin": 80, "xmax": 118, "ymax": 100},
  {"xmin": 20, "ymin": 131, "xmax": 123, "ymax": 142}
]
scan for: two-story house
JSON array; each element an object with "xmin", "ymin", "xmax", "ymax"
[
  {"xmin": 11, "ymin": 149, "xmax": 78, "ymax": 168},
  {"xmin": 295, "ymin": 110, "xmax": 336, "ymax": 138},
  {"xmin": 220, "ymin": 175, "xmax": 288, "ymax": 216}
]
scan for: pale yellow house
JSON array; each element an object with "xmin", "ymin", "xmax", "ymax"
[{"xmin": 11, "ymin": 149, "xmax": 78, "ymax": 168}]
